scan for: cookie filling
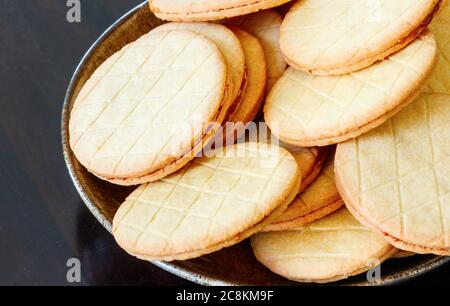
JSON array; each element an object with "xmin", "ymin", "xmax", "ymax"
[{"xmin": 273, "ymin": 198, "xmax": 343, "ymax": 226}]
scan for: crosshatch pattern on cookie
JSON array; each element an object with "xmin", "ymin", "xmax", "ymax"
[
  {"xmin": 251, "ymin": 208, "xmax": 396, "ymax": 282},
  {"xmin": 336, "ymin": 94, "xmax": 450, "ymax": 252},
  {"xmin": 265, "ymin": 31, "xmax": 436, "ymax": 144},
  {"xmin": 69, "ymin": 30, "xmax": 227, "ymax": 178},
  {"xmin": 113, "ymin": 143, "xmax": 299, "ymax": 259},
  {"xmin": 154, "ymin": 22, "xmax": 245, "ymax": 102}
]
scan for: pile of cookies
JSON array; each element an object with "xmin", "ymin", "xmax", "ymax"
[{"xmin": 68, "ymin": 0, "xmax": 450, "ymax": 283}]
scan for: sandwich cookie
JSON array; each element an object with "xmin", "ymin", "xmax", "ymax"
[
  {"xmin": 69, "ymin": 30, "xmax": 230, "ymax": 185},
  {"xmin": 265, "ymin": 30, "xmax": 437, "ymax": 147},
  {"xmin": 251, "ymin": 207, "xmax": 397, "ymax": 283},
  {"xmin": 335, "ymin": 94, "xmax": 450, "ymax": 255},
  {"xmin": 282, "ymin": 144, "xmax": 328, "ymax": 194},
  {"xmin": 264, "ymin": 153, "xmax": 344, "ymax": 232},
  {"xmin": 225, "ymin": 10, "xmax": 286, "ymax": 91},
  {"xmin": 280, "ymin": 0, "xmax": 441, "ymax": 75},
  {"xmin": 222, "ymin": 27, "xmax": 267, "ymax": 142},
  {"xmin": 113, "ymin": 142, "xmax": 301, "ymax": 261},
  {"xmin": 426, "ymin": 0, "xmax": 450, "ymax": 94},
  {"xmin": 149, "ymin": 0, "xmax": 292, "ymax": 22}
]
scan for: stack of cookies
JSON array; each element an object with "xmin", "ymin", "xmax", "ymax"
[{"xmin": 68, "ymin": 0, "xmax": 450, "ymax": 283}]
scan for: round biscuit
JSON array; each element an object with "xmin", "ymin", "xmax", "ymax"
[
  {"xmin": 69, "ymin": 30, "xmax": 228, "ymax": 182},
  {"xmin": 251, "ymin": 207, "xmax": 397, "ymax": 283},
  {"xmin": 265, "ymin": 30, "xmax": 437, "ymax": 147},
  {"xmin": 335, "ymin": 93, "xmax": 450, "ymax": 255},
  {"xmin": 113, "ymin": 142, "xmax": 300, "ymax": 261}
]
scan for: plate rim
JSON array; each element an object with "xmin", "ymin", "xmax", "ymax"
[{"xmin": 60, "ymin": 0, "xmax": 450, "ymax": 286}]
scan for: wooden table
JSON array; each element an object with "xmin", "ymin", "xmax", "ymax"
[{"xmin": 0, "ymin": 0, "xmax": 448, "ymax": 285}]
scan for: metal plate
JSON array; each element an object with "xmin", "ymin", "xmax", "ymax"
[{"xmin": 61, "ymin": 1, "xmax": 449, "ymax": 285}]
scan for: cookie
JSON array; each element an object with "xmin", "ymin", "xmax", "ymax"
[
  {"xmin": 282, "ymin": 144, "xmax": 328, "ymax": 194},
  {"xmin": 276, "ymin": 1, "xmax": 295, "ymax": 17},
  {"xmin": 154, "ymin": 22, "xmax": 245, "ymax": 104},
  {"xmin": 335, "ymin": 93, "xmax": 450, "ymax": 255},
  {"xmin": 251, "ymin": 207, "xmax": 397, "ymax": 283},
  {"xmin": 69, "ymin": 30, "xmax": 230, "ymax": 185},
  {"xmin": 225, "ymin": 10, "xmax": 286, "ymax": 91},
  {"xmin": 264, "ymin": 152, "xmax": 344, "ymax": 232},
  {"xmin": 426, "ymin": 0, "xmax": 450, "ymax": 94},
  {"xmin": 113, "ymin": 142, "xmax": 300, "ymax": 261},
  {"xmin": 149, "ymin": 0, "xmax": 292, "ymax": 22},
  {"xmin": 223, "ymin": 27, "xmax": 267, "ymax": 141},
  {"xmin": 265, "ymin": 30, "xmax": 437, "ymax": 147},
  {"xmin": 280, "ymin": 0, "xmax": 441, "ymax": 75}
]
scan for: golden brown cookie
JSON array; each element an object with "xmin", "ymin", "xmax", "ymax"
[
  {"xmin": 149, "ymin": 0, "xmax": 293, "ymax": 22},
  {"xmin": 265, "ymin": 30, "xmax": 437, "ymax": 147},
  {"xmin": 69, "ymin": 30, "xmax": 230, "ymax": 185},
  {"xmin": 113, "ymin": 142, "xmax": 300, "ymax": 261},
  {"xmin": 336, "ymin": 93, "xmax": 450, "ymax": 255},
  {"xmin": 252, "ymin": 207, "xmax": 396, "ymax": 283}
]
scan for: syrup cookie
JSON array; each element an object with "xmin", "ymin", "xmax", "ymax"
[
  {"xmin": 113, "ymin": 142, "xmax": 300, "ymax": 261},
  {"xmin": 69, "ymin": 30, "xmax": 230, "ymax": 185},
  {"xmin": 280, "ymin": 0, "xmax": 441, "ymax": 75},
  {"xmin": 265, "ymin": 30, "xmax": 437, "ymax": 147},
  {"xmin": 336, "ymin": 93, "xmax": 450, "ymax": 255},
  {"xmin": 252, "ymin": 207, "xmax": 396, "ymax": 283}
]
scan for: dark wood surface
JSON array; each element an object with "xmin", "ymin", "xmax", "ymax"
[{"xmin": 0, "ymin": 0, "xmax": 448, "ymax": 286}]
